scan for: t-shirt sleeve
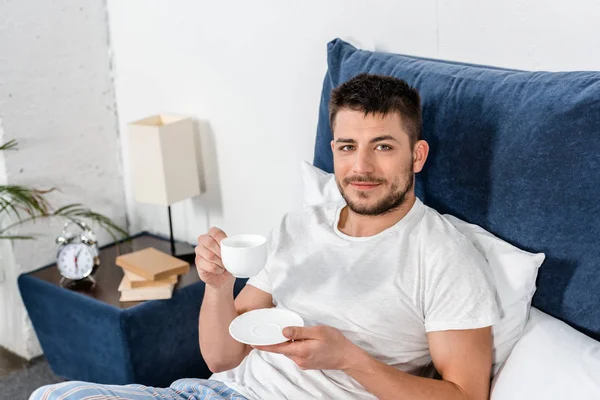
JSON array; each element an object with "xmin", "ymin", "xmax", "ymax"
[
  {"xmin": 245, "ymin": 222, "xmax": 281, "ymax": 294},
  {"xmin": 246, "ymin": 264, "xmax": 272, "ymax": 294},
  {"xmin": 423, "ymin": 238, "xmax": 501, "ymax": 332}
]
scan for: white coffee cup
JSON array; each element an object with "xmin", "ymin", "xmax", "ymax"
[{"xmin": 220, "ymin": 234, "xmax": 267, "ymax": 278}]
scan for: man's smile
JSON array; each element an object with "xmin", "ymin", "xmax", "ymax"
[{"xmin": 349, "ymin": 182, "xmax": 381, "ymax": 190}]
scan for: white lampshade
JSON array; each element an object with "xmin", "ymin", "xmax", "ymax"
[{"xmin": 127, "ymin": 114, "xmax": 201, "ymax": 206}]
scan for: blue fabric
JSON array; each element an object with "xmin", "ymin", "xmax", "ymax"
[
  {"xmin": 18, "ymin": 275, "xmax": 132, "ymax": 384},
  {"xmin": 18, "ymin": 236, "xmax": 249, "ymax": 386},
  {"xmin": 314, "ymin": 38, "xmax": 600, "ymax": 341},
  {"xmin": 29, "ymin": 378, "xmax": 248, "ymax": 400}
]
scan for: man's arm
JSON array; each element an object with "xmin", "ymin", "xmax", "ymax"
[
  {"xmin": 196, "ymin": 227, "xmax": 274, "ymax": 373},
  {"xmin": 199, "ymin": 284, "xmax": 274, "ymax": 373},
  {"xmin": 344, "ymin": 327, "xmax": 493, "ymax": 400},
  {"xmin": 256, "ymin": 326, "xmax": 493, "ymax": 400}
]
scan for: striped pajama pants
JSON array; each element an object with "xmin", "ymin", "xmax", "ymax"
[{"xmin": 29, "ymin": 378, "xmax": 249, "ymax": 400}]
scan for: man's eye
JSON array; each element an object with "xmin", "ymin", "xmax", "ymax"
[
  {"xmin": 377, "ymin": 144, "xmax": 392, "ymax": 151},
  {"xmin": 339, "ymin": 145, "xmax": 355, "ymax": 151}
]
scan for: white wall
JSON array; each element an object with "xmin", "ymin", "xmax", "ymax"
[
  {"xmin": 106, "ymin": 0, "xmax": 600, "ymax": 246},
  {"xmin": 0, "ymin": 1, "xmax": 127, "ymax": 359},
  {"xmin": 437, "ymin": 0, "xmax": 600, "ymax": 71},
  {"xmin": 105, "ymin": 0, "xmax": 438, "ymax": 242}
]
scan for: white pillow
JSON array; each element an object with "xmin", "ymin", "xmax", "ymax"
[
  {"xmin": 491, "ymin": 307, "xmax": 600, "ymax": 399},
  {"xmin": 444, "ymin": 214, "xmax": 545, "ymax": 371},
  {"xmin": 301, "ymin": 160, "xmax": 343, "ymax": 207},
  {"xmin": 301, "ymin": 161, "xmax": 545, "ymax": 370}
]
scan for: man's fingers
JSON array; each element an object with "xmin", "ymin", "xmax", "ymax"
[
  {"xmin": 253, "ymin": 344, "xmax": 287, "ymax": 355},
  {"xmin": 195, "ymin": 240, "xmax": 226, "ymax": 268},
  {"xmin": 254, "ymin": 341, "xmax": 304, "ymax": 357},
  {"xmin": 198, "ymin": 260, "xmax": 225, "ymax": 275},
  {"xmin": 208, "ymin": 227, "xmax": 227, "ymax": 244},
  {"xmin": 282, "ymin": 326, "xmax": 320, "ymax": 341},
  {"xmin": 196, "ymin": 227, "xmax": 227, "ymax": 261},
  {"xmin": 289, "ymin": 356, "xmax": 309, "ymax": 370},
  {"xmin": 200, "ymin": 236, "xmax": 222, "ymax": 258}
]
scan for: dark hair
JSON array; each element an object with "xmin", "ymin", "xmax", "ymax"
[{"xmin": 329, "ymin": 73, "xmax": 423, "ymax": 146}]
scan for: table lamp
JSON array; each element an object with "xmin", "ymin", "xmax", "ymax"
[{"xmin": 127, "ymin": 114, "xmax": 201, "ymax": 263}]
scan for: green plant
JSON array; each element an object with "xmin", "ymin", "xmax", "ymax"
[{"xmin": 0, "ymin": 139, "xmax": 128, "ymax": 241}]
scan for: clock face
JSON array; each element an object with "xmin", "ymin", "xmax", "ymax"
[{"xmin": 57, "ymin": 243, "xmax": 95, "ymax": 280}]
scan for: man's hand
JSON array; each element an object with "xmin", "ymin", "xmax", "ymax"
[
  {"xmin": 254, "ymin": 325, "xmax": 364, "ymax": 371},
  {"xmin": 195, "ymin": 227, "xmax": 235, "ymax": 289}
]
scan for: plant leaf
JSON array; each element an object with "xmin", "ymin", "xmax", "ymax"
[
  {"xmin": 0, "ymin": 185, "xmax": 55, "ymax": 217},
  {"xmin": 52, "ymin": 203, "xmax": 83, "ymax": 215},
  {"xmin": 53, "ymin": 206, "xmax": 129, "ymax": 242},
  {"xmin": 0, "ymin": 179, "xmax": 129, "ymax": 244},
  {"xmin": 0, "ymin": 199, "xmax": 21, "ymax": 219},
  {"xmin": 0, "ymin": 139, "xmax": 18, "ymax": 151},
  {"xmin": 0, "ymin": 235, "xmax": 36, "ymax": 240}
]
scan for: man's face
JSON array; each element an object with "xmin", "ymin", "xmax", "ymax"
[{"xmin": 330, "ymin": 110, "xmax": 423, "ymax": 216}]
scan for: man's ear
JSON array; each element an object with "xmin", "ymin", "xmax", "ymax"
[
  {"xmin": 330, "ymin": 140, "xmax": 335, "ymax": 152},
  {"xmin": 413, "ymin": 140, "xmax": 429, "ymax": 173}
]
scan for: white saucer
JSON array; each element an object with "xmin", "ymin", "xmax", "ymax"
[{"xmin": 229, "ymin": 308, "xmax": 304, "ymax": 346}]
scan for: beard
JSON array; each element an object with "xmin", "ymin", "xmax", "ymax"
[{"xmin": 336, "ymin": 164, "xmax": 414, "ymax": 216}]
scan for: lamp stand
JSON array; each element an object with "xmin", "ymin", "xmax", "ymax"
[{"xmin": 167, "ymin": 205, "xmax": 196, "ymax": 264}]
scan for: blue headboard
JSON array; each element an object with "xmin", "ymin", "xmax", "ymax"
[{"xmin": 314, "ymin": 39, "xmax": 600, "ymax": 341}]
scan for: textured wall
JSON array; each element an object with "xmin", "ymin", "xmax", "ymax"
[{"xmin": 0, "ymin": 0, "xmax": 127, "ymax": 359}]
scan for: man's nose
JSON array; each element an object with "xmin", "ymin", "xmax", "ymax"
[{"xmin": 352, "ymin": 149, "xmax": 375, "ymax": 174}]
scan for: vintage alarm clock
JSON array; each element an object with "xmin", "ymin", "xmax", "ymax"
[{"xmin": 55, "ymin": 219, "xmax": 100, "ymax": 290}]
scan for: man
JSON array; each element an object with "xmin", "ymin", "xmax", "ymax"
[
  {"xmin": 199, "ymin": 73, "xmax": 499, "ymax": 400},
  {"xmin": 31, "ymin": 73, "xmax": 499, "ymax": 400}
]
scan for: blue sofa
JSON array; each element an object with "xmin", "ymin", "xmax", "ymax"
[{"xmin": 18, "ymin": 233, "xmax": 246, "ymax": 387}]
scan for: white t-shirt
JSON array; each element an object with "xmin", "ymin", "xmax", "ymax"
[{"xmin": 211, "ymin": 198, "xmax": 500, "ymax": 400}]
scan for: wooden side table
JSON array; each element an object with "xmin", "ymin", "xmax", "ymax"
[{"xmin": 18, "ymin": 232, "xmax": 247, "ymax": 386}]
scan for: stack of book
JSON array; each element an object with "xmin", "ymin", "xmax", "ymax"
[{"xmin": 116, "ymin": 247, "xmax": 190, "ymax": 302}]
